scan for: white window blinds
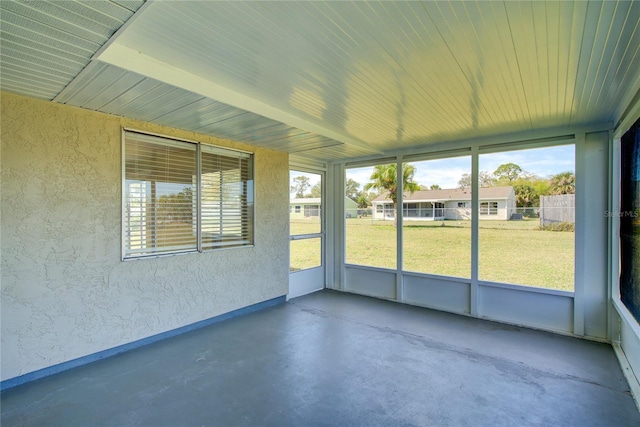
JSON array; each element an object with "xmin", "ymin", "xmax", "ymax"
[
  {"xmin": 123, "ymin": 131, "xmax": 254, "ymax": 259},
  {"xmin": 201, "ymin": 144, "xmax": 254, "ymax": 249}
]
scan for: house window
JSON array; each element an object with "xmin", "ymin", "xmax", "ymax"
[
  {"xmin": 295, "ymin": 205, "xmax": 301, "ymax": 213},
  {"xmin": 376, "ymin": 204, "xmax": 383, "ymax": 213},
  {"xmin": 123, "ymin": 130, "xmax": 254, "ymax": 259},
  {"xmin": 458, "ymin": 202, "xmax": 467, "ymax": 208},
  {"xmin": 305, "ymin": 205, "xmax": 320, "ymax": 217},
  {"xmin": 480, "ymin": 202, "xmax": 498, "ymax": 215}
]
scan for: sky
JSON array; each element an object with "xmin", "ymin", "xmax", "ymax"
[
  {"xmin": 291, "ymin": 144, "xmax": 575, "ymax": 197},
  {"xmin": 347, "ymin": 144, "xmax": 575, "ymax": 191}
]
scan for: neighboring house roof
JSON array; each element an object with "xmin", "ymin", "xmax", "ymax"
[
  {"xmin": 290, "ymin": 198, "xmax": 321, "ymax": 204},
  {"xmin": 290, "ymin": 197, "xmax": 358, "ymax": 206},
  {"xmin": 371, "ymin": 186, "xmax": 514, "ymax": 203}
]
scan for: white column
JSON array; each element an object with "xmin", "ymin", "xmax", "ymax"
[{"xmin": 471, "ymin": 147, "xmax": 479, "ymax": 316}]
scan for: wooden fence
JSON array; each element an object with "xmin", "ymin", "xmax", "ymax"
[{"xmin": 539, "ymin": 194, "xmax": 575, "ymax": 225}]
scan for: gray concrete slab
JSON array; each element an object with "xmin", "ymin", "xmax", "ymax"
[{"xmin": 2, "ymin": 290, "xmax": 639, "ymax": 426}]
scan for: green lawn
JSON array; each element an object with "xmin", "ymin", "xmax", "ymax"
[{"xmin": 291, "ymin": 218, "xmax": 574, "ymax": 291}]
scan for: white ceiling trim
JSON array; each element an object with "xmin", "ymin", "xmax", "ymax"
[
  {"xmin": 614, "ymin": 71, "xmax": 640, "ymax": 137},
  {"xmin": 614, "ymin": 87, "xmax": 640, "ymax": 138},
  {"xmin": 93, "ymin": 42, "xmax": 382, "ymax": 156}
]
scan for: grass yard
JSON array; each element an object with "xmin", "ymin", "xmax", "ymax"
[
  {"xmin": 290, "ymin": 237, "xmax": 322, "ymax": 272},
  {"xmin": 291, "ymin": 218, "xmax": 574, "ymax": 291}
]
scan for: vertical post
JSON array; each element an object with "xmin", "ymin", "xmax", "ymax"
[
  {"xmin": 396, "ymin": 157, "xmax": 404, "ymax": 302},
  {"xmin": 470, "ymin": 147, "xmax": 479, "ymax": 316},
  {"xmin": 608, "ymin": 133, "xmax": 621, "ymax": 342},
  {"xmin": 196, "ymin": 144, "xmax": 202, "ymax": 252},
  {"xmin": 328, "ymin": 163, "xmax": 346, "ymax": 291},
  {"xmin": 573, "ymin": 133, "xmax": 586, "ymax": 336},
  {"xmin": 575, "ymin": 131, "xmax": 609, "ymax": 339}
]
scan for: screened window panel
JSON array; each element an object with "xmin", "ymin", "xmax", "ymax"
[{"xmin": 124, "ymin": 132, "xmax": 198, "ymax": 257}]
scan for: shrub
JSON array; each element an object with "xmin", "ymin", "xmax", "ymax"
[{"xmin": 539, "ymin": 222, "xmax": 574, "ymax": 232}]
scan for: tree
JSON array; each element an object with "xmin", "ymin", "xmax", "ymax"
[
  {"xmin": 156, "ymin": 187, "xmax": 193, "ymax": 223},
  {"xmin": 356, "ymin": 194, "xmax": 369, "ymax": 209},
  {"xmin": 458, "ymin": 171, "xmax": 495, "ymax": 189},
  {"xmin": 346, "ymin": 178, "xmax": 360, "ymax": 200},
  {"xmin": 532, "ymin": 178, "xmax": 551, "ymax": 199},
  {"xmin": 364, "ymin": 163, "xmax": 419, "ymax": 226},
  {"xmin": 290, "ymin": 175, "xmax": 310, "ymax": 198},
  {"xmin": 549, "ymin": 171, "xmax": 575, "ymax": 195},
  {"xmin": 494, "ymin": 163, "xmax": 523, "ymax": 183},
  {"xmin": 430, "ymin": 184, "xmax": 441, "ymax": 190},
  {"xmin": 513, "ymin": 183, "xmax": 538, "ymax": 207},
  {"xmin": 308, "ymin": 182, "xmax": 322, "ymax": 198},
  {"xmin": 478, "ymin": 171, "xmax": 496, "ymax": 187},
  {"xmin": 367, "ymin": 191, "xmax": 380, "ymax": 200}
]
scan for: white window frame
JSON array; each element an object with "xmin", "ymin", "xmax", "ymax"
[
  {"xmin": 480, "ymin": 201, "xmax": 498, "ymax": 215},
  {"xmin": 122, "ymin": 129, "xmax": 254, "ymax": 260}
]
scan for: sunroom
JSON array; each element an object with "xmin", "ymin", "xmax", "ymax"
[{"xmin": 1, "ymin": 1, "xmax": 640, "ymax": 424}]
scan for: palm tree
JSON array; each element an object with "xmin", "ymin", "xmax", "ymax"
[
  {"xmin": 549, "ymin": 171, "xmax": 575, "ymax": 195},
  {"xmin": 364, "ymin": 163, "xmax": 420, "ymax": 226}
]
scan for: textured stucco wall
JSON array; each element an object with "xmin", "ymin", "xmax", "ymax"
[{"xmin": 0, "ymin": 92, "xmax": 289, "ymax": 381}]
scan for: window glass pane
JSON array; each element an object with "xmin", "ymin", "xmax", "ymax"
[
  {"xmin": 290, "ymin": 238, "xmax": 322, "ymax": 272},
  {"xmin": 346, "ymin": 164, "xmax": 396, "ymax": 269},
  {"xmin": 124, "ymin": 134, "xmax": 197, "ymax": 257},
  {"xmin": 403, "ymin": 157, "xmax": 471, "ymax": 278},
  {"xmin": 290, "ymin": 171, "xmax": 322, "ymax": 235},
  {"xmin": 620, "ymin": 119, "xmax": 640, "ymax": 322},
  {"xmin": 124, "ymin": 132, "xmax": 253, "ymax": 258},
  {"xmin": 479, "ymin": 145, "xmax": 575, "ymax": 291},
  {"xmin": 201, "ymin": 150, "xmax": 254, "ymax": 249}
]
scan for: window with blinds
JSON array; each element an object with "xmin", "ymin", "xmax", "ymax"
[
  {"xmin": 201, "ymin": 144, "xmax": 254, "ymax": 249},
  {"xmin": 123, "ymin": 131, "xmax": 254, "ymax": 259}
]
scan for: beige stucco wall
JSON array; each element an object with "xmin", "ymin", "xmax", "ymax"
[{"xmin": 0, "ymin": 92, "xmax": 289, "ymax": 381}]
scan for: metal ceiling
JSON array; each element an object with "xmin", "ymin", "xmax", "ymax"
[
  {"xmin": 0, "ymin": 0, "xmax": 143, "ymax": 99},
  {"xmin": 2, "ymin": 1, "xmax": 639, "ymax": 162},
  {"xmin": 55, "ymin": 61, "xmax": 374, "ymax": 159}
]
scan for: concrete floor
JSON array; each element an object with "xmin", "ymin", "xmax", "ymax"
[{"xmin": 2, "ymin": 290, "xmax": 639, "ymax": 426}]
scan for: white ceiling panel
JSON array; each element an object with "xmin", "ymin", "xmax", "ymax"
[
  {"xmin": 0, "ymin": 0, "xmax": 144, "ymax": 100},
  {"xmin": 2, "ymin": 1, "xmax": 639, "ymax": 162},
  {"xmin": 55, "ymin": 61, "xmax": 373, "ymax": 160},
  {"xmin": 99, "ymin": 0, "xmax": 639, "ymax": 155}
]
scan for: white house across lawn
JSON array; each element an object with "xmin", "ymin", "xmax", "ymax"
[
  {"xmin": 371, "ymin": 187, "xmax": 516, "ymax": 221},
  {"xmin": 291, "ymin": 197, "xmax": 359, "ymax": 219}
]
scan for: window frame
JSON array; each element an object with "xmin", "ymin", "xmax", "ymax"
[
  {"xmin": 480, "ymin": 201, "xmax": 498, "ymax": 215},
  {"xmin": 122, "ymin": 129, "xmax": 254, "ymax": 260}
]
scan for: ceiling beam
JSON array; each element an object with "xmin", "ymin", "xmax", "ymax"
[{"xmin": 94, "ymin": 43, "xmax": 381, "ymax": 156}]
